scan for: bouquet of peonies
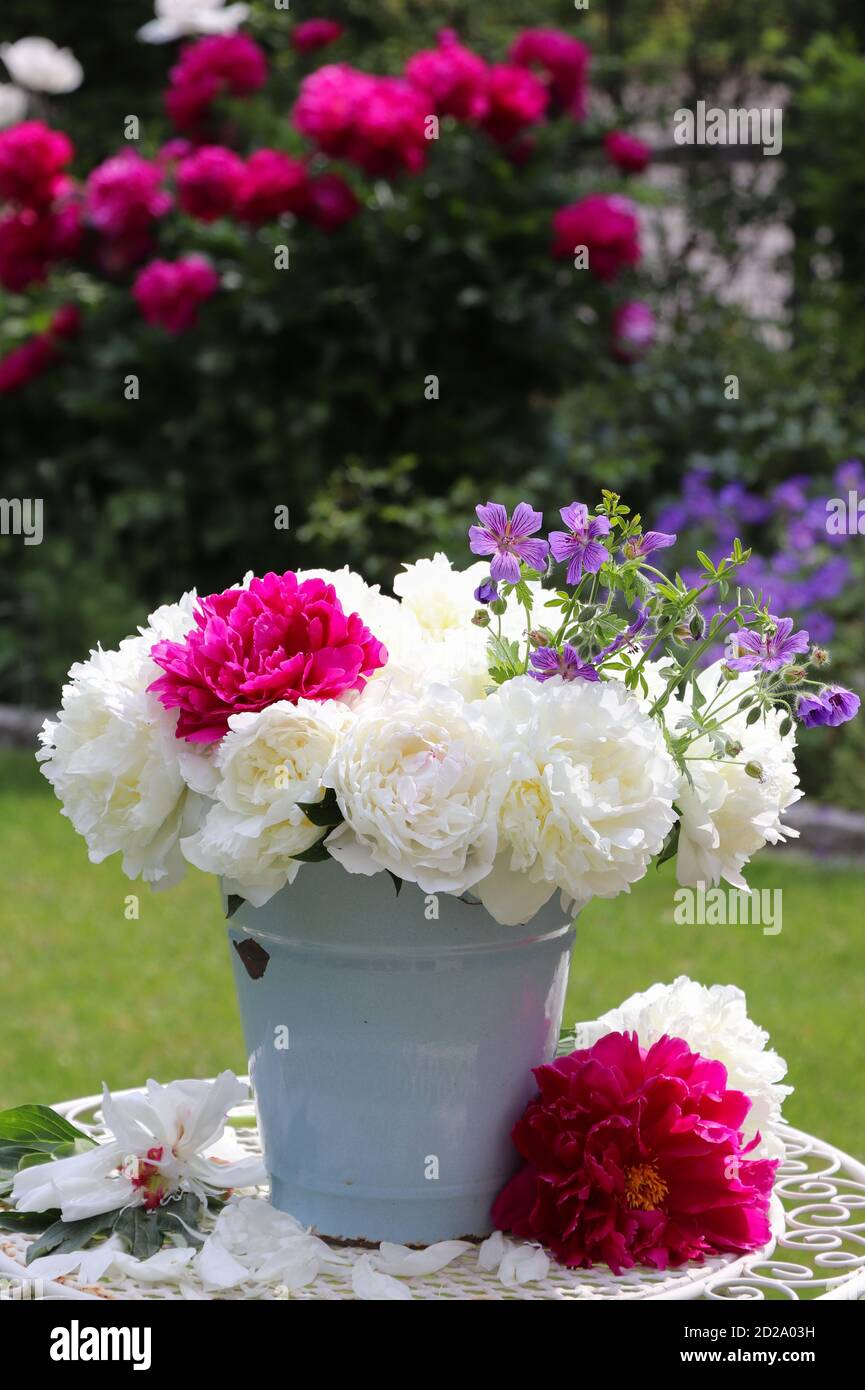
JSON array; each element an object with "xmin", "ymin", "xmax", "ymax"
[{"xmin": 39, "ymin": 494, "xmax": 859, "ymax": 925}]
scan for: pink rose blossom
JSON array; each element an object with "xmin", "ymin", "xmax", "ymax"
[
  {"xmin": 493, "ymin": 1032, "xmax": 777, "ymax": 1273},
  {"xmin": 510, "ymin": 29, "xmax": 590, "ymax": 119},
  {"xmin": 405, "ymin": 29, "xmax": 489, "ymax": 122},
  {"xmin": 0, "ymin": 304, "xmax": 81, "ymax": 395},
  {"xmin": 291, "ymin": 20, "xmax": 344, "ymax": 54},
  {"xmin": 0, "ymin": 198, "xmax": 82, "ymax": 292},
  {"xmin": 84, "ymin": 152, "xmax": 172, "ymax": 240},
  {"xmin": 552, "ymin": 194, "xmax": 641, "ymax": 280},
  {"xmin": 166, "ymin": 33, "xmax": 268, "ymax": 133},
  {"xmin": 479, "ymin": 64, "xmax": 549, "ymax": 145},
  {"xmin": 177, "ymin": 145, "xmax": 245, "ymax": 222},
  {"xmin": 133, "ymin": 254, "xmax": 219, "ymax": 334},
  {"xmin": 604, "ymin": 129, "xmax": 652, "ymax": 174},
  {"xmin": 303, "ymin": 172, "xmax": 360, "ymax": 232},
  {"xmin": 0, "ymin": 120, "xmax": 74, "ymax": 209},
  {"xmin": 612, "ymin": 300, "xmax": 656, "ymax": 361},
  {"xmin": 235, "ymin": 149, "xmax": 311, "ymax": 225},
  {"xmin": 294, "ymin": 64, "xmax": 429, "ymax": 177},
  {"xmin": 149, "ymin": 572, "xmax": 388, "ymax": 743}
]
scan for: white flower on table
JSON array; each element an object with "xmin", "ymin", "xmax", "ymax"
[
  {"xmin": 11, "ymin": 1072, "xmax": 264, "ymax": 1222},
  {"xmin": 137, "ymin": 0, "xmax": 250, "ymax": 44},
  {"xmin": 1, "ymin": 37, "xmax": 83, "ymax": 93}
]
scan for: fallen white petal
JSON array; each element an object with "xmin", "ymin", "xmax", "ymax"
[
  {"xmin": 111, "ymin": 1246, "xmax": 196, "ymax": 1282},
  {"xmin": 477, "ymin": 1230, "xmax": 508, "ymax": 1271},
  {"xmin": 196, "ymin": 1234, "xmax": 250, "ymax": 1289},
  {"xmin": 352, "ymin": 1253, "xmax": 413, "ymax": 1301},
  {"xmin": 373, "ymin": 1240, "xmax": 471, "ymax": 1276},
  {"xmin": 498, "ymin": 1242, "xmax": 550, "ymax": 1286}
]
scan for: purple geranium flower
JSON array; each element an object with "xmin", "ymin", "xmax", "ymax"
[
  {"xmin": 726, "ymin": 616, "xmax": 809, "ymax": 673},
  {"xmin": 474, "ymin": 579, "xmax": 499, "ymax": 605},
  {"xmin": 796, "ymin": 686, "xmax": 860, "ymax": 728},
  {"xmin": 529, "ymin": 642, "xmax": 599, "ymax": 684},
  {"xmin": 548, "ymin": 503, "xmax": 611, "ymax": 585},
  {"xmin": 623, "ymin": 530, "xmax": 677, "ymax": 560},
  {"xmin": 469, "ymin": 502, "xmax": 549, "ymax": 583}
]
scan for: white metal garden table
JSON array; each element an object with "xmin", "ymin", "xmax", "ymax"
[{"xmin": 2, "ymin": 1087, "xmax": 863, "ymax": 1301}]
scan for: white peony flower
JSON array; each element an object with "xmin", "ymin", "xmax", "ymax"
[
  {"xmin": 297, "ymin": 564, "xmax": 419, "ymax": 677},
  {"xmin": 0, "ymin": 82, "xmax": 27, "ymax": 127},
  {"xmin": 1, "ymin": 37, "xmax": 83, "ymax": 94},
  {"xmin": 575, "ymin": 976, "xmax": 792, "ymax": 1159},
  {"xmin": 38, "ymin": 603, "xmax": 204, "ymax": 888},
  {"xmin": 181, "ymin": 698, "xmax": 352, "ymax": 907},
  {"xmin": 12, "ymin": 1072, "xmax": 264, "ymax": 1222},
  {"xmin": 137, "ymin": 0, "xmax": 250, "ymax": 44},
  {"xmin": 475, "ymin": 676, "xmax": 679, "ymax": 925},
  {"xmin": 673, "ymin": 662, "xmax": 801, "ymax": 889},
  {"xmin": 323, "ymin": 682, "xmax": 499, "ymax": 894},
  {"xmin": 393, "ymin": 552, "xmax": 489, "ymax": 639}
]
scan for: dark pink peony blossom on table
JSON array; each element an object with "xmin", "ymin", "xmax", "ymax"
[
  {"xmin": 176, "ymin": 145, "xmax": 245, "ymax": 221},
  {"xmin": 166, "ymin": 33, "xmax": 268, "ymax": 133},
  {"xmin": 235, "ymin": 149, "xmax": 311, "ymax": 224},
  {"xmin": 492, "ymin": 1032, "xmax": 777, "ymax": 1273},
  {"xmin": 552, "ymin": 194, "xmax": 641, "ymax": 280},
  {"xmin": 509, "ymin": 28, "xmax": 590, "ymax": 119},
  {"xmin": 303, "ymin": 173, "xmax": 360, "ymax": 232},
  {"xmin": 133, "ymin": 254, "xmax": 219, "ymax": 333},
  {"xmin": 291, "ymin": 19, "xmax": 344, "ymax": 54},
  {"xmin": 479, "ymin": 64, "xmax": 549, "ymax": 145},
  {"xmin": 612, "ymin": 300, "xmax": 656, "ymax": 361},
  {"xmin": 294, "ymin": 64, "xmax": 430, "ymax": 177},
  {"xmin": 84, "ymin": 152, "xmax": 172, "ymax": 240},
  {"xmin": 0, "ymin": 120, "xmax": 74, "ymax": 208},
  {"xmin": 605, "ymin": 129, "xmax": 652, "ymax": 174},
  {"xmin": 149, "ymin": 572, "xmax": 388, "ymax": 743},
  {"xmin": 405, "ymin": 28, "xmax": 489, "ymax": 122}
]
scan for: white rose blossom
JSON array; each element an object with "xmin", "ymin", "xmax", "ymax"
[
  {"xmin": 323, "ymin": 682, "xmax": 499, "ymax": 894},
  {"xmin": 137, "ymin": 0, "xmax": 250, "ymax": 44},
  {"xmin": 670, "ymin": 662, "xmax": 802, "ymax": 889},
  {"xmin": 0, "ymin": 82, "xmax": 27, "ymax": 127},
  {"xmin": 475, "ymin": 676, "xmax": 679, "ymax": 926},
  {"xmin": 38, "ymin": 594, "xmax": 203, "ymax": 889},
  {"xmin": 181, "ymin": 698, "xmax": 353, "ymax": 907},
  {"xmin": 575, "ymin": 976, "xmax": 792, "ymax": 1159},
  {"xmin": 1, "ymin": 37, "xmax": 83, "ymax": 94}
]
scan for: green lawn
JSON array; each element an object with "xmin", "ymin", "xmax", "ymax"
[{"xmin": 1, "ymin": 749, "xmax": 862, "ymax": 1158}]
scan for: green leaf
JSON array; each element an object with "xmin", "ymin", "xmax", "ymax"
[
  {"xmin": 225, "ymin": 894, "xmax": 245, "ymax": 919},
  {"xmin": 387, "ymin": 871, "xmax": 403, "ymax": 897},
  {"xmin": 0, "ymin": 1207, "xmax": 61, "ymax": 1235},
  {"xmin": 0, "ymin": 1105, "xmax": 93, "ymax": 1148},
  {"xmin": 156, "ymin": 1194, "xmax": 205, "ymax": 1247},
  {"xmin": 655, "ymin": 821, "xmax": 680, "ymax": 869},
  {"xmin": 26, "ymin": 1212, "xmax": 117, "ymax": 1266},
  {"xmin": 296, "ymin": 787, "xmax": 343, "ymax": 828},
  {"xmin": 114, "ymin": 1205, "xmax": 164, "ymax": 1262}
]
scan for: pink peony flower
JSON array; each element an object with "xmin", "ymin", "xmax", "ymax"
[
  {"xmin": 612, "ymin": 300, "xmax": 656, "ymax": 361},
  {"xmin": 294, "ymin": 63, "xmax": 429, "ymax": 177},
  {"xmin": 177, "ymin": 145, "xmax": 245, "ymax": 222},
  {"xmin": 166, "ymin": 33, "xmax": 268, "ymax": 133},
  {"xmin": 510, "ymin": 28, "xmax": 590, "ymax": 119},
  {"xmin": 478, "ymin": 64, "xmax": 549, "ymax": 145},
  {"xmin": 405, "ymin": 28, "xmax": 489, "ymax": 122},
  {"xmin": 291, "ymin": 19, "xmax": 344, "ymax": 54},
  {"xmin": 0, "ymin": 200, "xmax": 82, "ymax": 292},
  {"xmin": 0, "ymin": 304, "xmax": 81, "ymax": 394},
  {"xmin": 149, "ymin": 572, "xmax": 388, "ymax": 743},
  {"xmin": 303, "ymin": 172, "xmax": 360, "ymax": 232},
  {"xmin": 492, "ymin": 1032, "xmax": 777, "ymax": 1273},
  {"xmin": 133, "ymin": 254, "xmax": 219, "ymax": 334},
  {"xmin": 84, "ymin": 152, "xmax": 172, "ymax": 240},
  {"xmin": 156, "ymin": 138, "xmax": 195, "ymax": 168},
  {"xmin": 552, "ymin": 194, "xmax": 641, "ymax": 280},
  {"xmin": 605, "ymin": 129, "xmax": 652, "ymax": 175},
  {"xmin": 235, "ymin": 149, "xmax": 311, "ymax": 224},
  {"xmin": 0, "ymin": 120, "xmax": 74, "ymax": 209}
]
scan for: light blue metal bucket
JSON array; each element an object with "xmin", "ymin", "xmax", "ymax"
[{"xmin": 226, "ymin": 865, "xmax": 575, "ymax": 1244}]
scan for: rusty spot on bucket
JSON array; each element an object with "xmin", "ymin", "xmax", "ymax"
[{"xmin": 234, "ymin": 938, "xmax": 270, "ymax": 980}]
